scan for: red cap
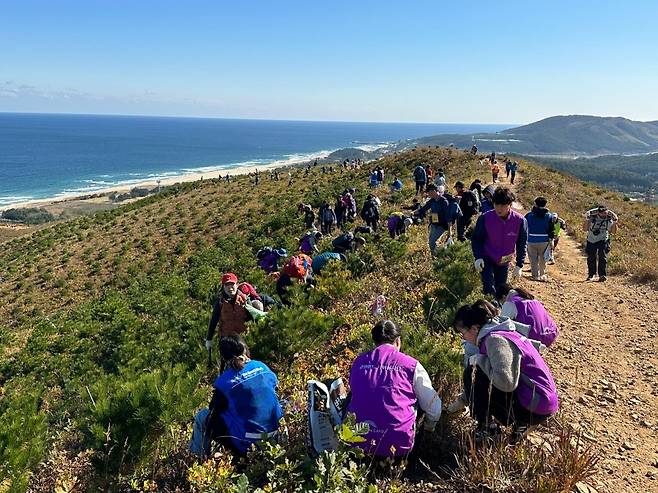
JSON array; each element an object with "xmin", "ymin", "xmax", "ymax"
[{"xmin": 221, "ymin": 272, "xmax": 238, "ymax": 284}]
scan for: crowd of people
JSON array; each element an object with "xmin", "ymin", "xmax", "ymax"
[{"xmin": 190, "ymin": 154, "xmax": 619, "ymax": 464}]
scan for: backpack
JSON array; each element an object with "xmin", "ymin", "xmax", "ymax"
[
  {"xmin": 362, "ymin": 200, "xmax": 377, "ymax": 221},
  {"xmin": 413, "ymin": 165, "xmax": 426, "ymax": 181},
  {"xmin": 322, "ymin": 207, "xmax": 335, "ymax": 223},
  {"xmin": 256, "ymin": 246, "xmax": 274, "ymax": 260},
  {"xmin": 376, "ymin": 169, "xmax": 384, "ymax": 182},
  {"xmin": 299, "ymin": 234, "xmax": 314, "ymax": 254},
  {"xmin": 448, "ymin": 202, "xmax": 463, "ymax": 222},
  {"xmin": 283, "ymin": 254, "xmax": 313, "ymax": 279}
]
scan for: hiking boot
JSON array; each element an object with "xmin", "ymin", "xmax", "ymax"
[{"xmin": 598, "ymin": 276, "xmax": 607, "ymax": 282}]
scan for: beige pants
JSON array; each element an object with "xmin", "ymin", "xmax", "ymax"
[{"xmin": 527, "ymin": 242, "xmax": 548, "ymax": 278}]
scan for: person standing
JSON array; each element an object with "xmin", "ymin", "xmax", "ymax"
[
  {"xmin": 206, "ymin": 273, "xmax": 251, "ymax": 354},
  {"xmin": 509, "ymin": 161, "xmax": 518, "ymax": 184},
  {"xmin": 413, "ymin": 163, "xmax": 427, "ymax": 195},
  {"xmin": 525, "ymin": 197, "xmax": 556, "ymax": 281},
  {"xmin": 454, "ymin": 181, "xmax": 480, "ymax": 241},
  {"xmin": 360, "ymin": 194, "xmax": 381, "ymax": 232},
  {"xmin": 583, "ymin": 205, "xmax": 618, "ymax": 282},
  {"xmin": 414, "ymin": 183, "xmax": 451, "ymax": 255},
  {"xmin": 491, "ymin": 161, "xmax": 500, "ymax": 183},
  {"xmin": 471, "ymin": 187, "xmax": 528, "ymax": 295}
]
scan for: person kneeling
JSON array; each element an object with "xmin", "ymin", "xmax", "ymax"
[
  {"xmin": 450, "ymin": 301, "xmax": 558, "ymax": 443},
  {"xmin": 347, "ymin": 320, "xmax": 442, "ymax": 458},
  {"xmin": 191, "ymin": 335, "xmax": 284, "ymax": 457}
]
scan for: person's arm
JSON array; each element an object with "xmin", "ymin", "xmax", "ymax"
[
  {"xmin": 413, "ymin": 362, "xmax": 442, "ymax": 422},
  {"xmin": 207, "ymin": 297, "xmax": 222, "ymax": 341},
  {"xmin": 515, "ymin": 218, "xmax": 528, "ymax": 267},
  {"xmin": 500, "ymin": 301, "xmax": 518, "ymax": 319},
  {"xmin": 474, "ymin": 335, "xmax": 521, "ymax": 393},
  {"xmin": 415, "ymin": 200, "xmax": 431, "ymax": 218},
  {"xmin": 206, "ymin": 387, "xmax": 230, "ymax": 439},
  {"xmin": 608, "ymin": 211, "xmax": 619, "ymax": 234},
  {"xmin": 471, "ymin": 214, "xmax": 487, "ymax": 260}
]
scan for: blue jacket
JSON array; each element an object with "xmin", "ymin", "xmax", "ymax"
[
  {"xmin": 525, "ymin": 207, "xmax": 555, "ymax": 243},
  {"xmin": 312, "ymin": 252, "xmax": 343, "ymax": 274},
  {"xmin": 213, "ymin": 360, "xmax": 283, "ymax": 453},
  {"xmin": 417, "ymin": 196, "xmax": 450, "ymax": 229}
]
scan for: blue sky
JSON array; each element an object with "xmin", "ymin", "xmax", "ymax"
[{"xmin": 1, "ymin": 0, "xmax": 657, "ymax": 123}]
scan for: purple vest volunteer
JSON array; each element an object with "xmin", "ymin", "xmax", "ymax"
[
  {"xmin": 348, "ymin": 344, "xmax": 418, "ymax": 457},
  {"xmin": 479, "ymin": 330, "xmax": 559, "ymax": 416},
  {"xmin": 510, "ymin": 294, "xmax": 559, "ymax": 347},
  {"xmin": 483, "ymin": 210, "xmax": 524, "ymax": 265}
]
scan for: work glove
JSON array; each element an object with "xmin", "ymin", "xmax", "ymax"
[
  {"xmin": 423, "ymin": 419, "xmax": 438, "ymax": 432},
  {"xmin": 205, "ymin": 339, "xmax": 213, "ymax": 351},
  {"xmin": 474, "ymin": 258, "xmax": 485, "ymax": 272},
  {"xmin": 468, "ymin": 354, "xmax": 479, "ymax": 367},
  {"xmin": 446, "ymin": 396, "xmax": 468, "ymax": 415},
  {"xmin": 511, "ymin": 265, "xmax": 522, "ymax": 280}
]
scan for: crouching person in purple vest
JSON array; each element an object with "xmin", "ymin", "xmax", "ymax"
[
  {"xmin": 347, "ymin": 320, "xmax": 442, "ymax": 458},
  {"xmin": 449, "ymin": 301, "xmax": 559, "ymax": 443},
  {"xmin": 190, "ymin": 335, "xmax": 284, "ymax": 458},
  {"xmin": 471, "ymin": 186, "xmax": 528, "ymax": 296},
  {"xmin": 495, "ymin": 284, "xmax": 559, "ymax": 348}
]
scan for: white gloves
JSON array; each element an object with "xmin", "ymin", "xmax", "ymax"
[
  {"xmin": 511, "ymin": 265, "xmax": 522, "ymax": 280},
  {"xmin": 468, "ymin": 354, "xmax": 479, "ymax": 367},
  {"xmin": 205, "ymin": 339, "xmax": 213, "ymax": 351},
  {"xmin": 446, "ymin": 396, "xmax": 467, "ymax": 415},
  {"xmin": 474, "ymin": 258, "xmax": 485, "ymax": 272}
]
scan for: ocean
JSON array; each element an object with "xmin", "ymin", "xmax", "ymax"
[{"xmin": 0, "ymin": 113, "xmax": 509, "ymax": 207}]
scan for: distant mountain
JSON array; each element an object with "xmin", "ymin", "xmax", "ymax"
[{"xmin": 409, "ymin": 115, "xmax": 658, "ymax": 156}]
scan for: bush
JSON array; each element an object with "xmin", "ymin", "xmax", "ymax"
[{"xmin": 1, "ymin": 207, "xmax": 55, "ymax": 225}]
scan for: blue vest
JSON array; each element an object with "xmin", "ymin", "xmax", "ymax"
[
  {"xmin": 525, "ymin": 211, "xmax": 554, "ymax": 243},
  {"xmin": 213, "ymin": 360, "xmax": 283, "ymax": 453}
]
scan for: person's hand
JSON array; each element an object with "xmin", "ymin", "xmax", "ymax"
[
  {"xmin": 205, "ymin": 339, "xmax": 213, "ymax": 351},
  {"xmin": 447, "ymin": 396, "xmax": 467, "ymax": 415},
  {"xmin": 468, "ymin": 354, "xmax": 479, "ymax": 367},
  {"xmin": 511, "ymin": 265, "xmax": 522, "ymax": 280},
  {"xmin": 474, "ymin": 258, "xmax": 485, "ymax": 272}
]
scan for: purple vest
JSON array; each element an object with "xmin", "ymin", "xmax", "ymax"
[
  {"xmin": 483, "ymin": 210, "xmax": 524, "ymax": 265},
  {"xmin": 510, "ymin": 294, "xmax": 559, "ymax": 347},
  {"xmin": 480, "ymin": 330, "xmax": 559, "ymax": 416},
  {"xmin": 347, "ymin": 344, "xmax": 418, "ymax": 457}
]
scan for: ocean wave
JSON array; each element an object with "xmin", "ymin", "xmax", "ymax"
[{"xmin": 0, "ymin": 195, "xmax": 34, "ymax": 206}]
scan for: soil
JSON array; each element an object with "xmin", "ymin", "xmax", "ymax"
[{"xmin": 507, "ymin": 176, "xmax": 658, "ymax": 492}]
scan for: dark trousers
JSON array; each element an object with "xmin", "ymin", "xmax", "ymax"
[
  {"xmin": 586, "ymin": 240, "xmax": 609, "ymax": 277},
  {"xmin": 481, "ymin": 257, "xmax": 509, "ymax": 296},
  {"xmin": 321, "ymin": 222, "xmax": 333, "ymax": 234},
  {"xmin": 510, "ymin": 170, "xmax": 516, "ymax": 184},
  {"xmin": 463, "ymin": 366, "xmax": 549, "ymax": 429},
  {"xmin": 415, "ymin": 181, "xmax": 425, "ymax": 194},
  {"xmin": 457, "ymin": 216, "xmax": 472, "ymax": 241},
  {"xmin": 365, "ymin": 219, "xmax": 378, "ymax": 232}
]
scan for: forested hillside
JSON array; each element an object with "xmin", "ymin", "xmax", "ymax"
[{"xmin": 3, "ymin": 147, "xmax": 658, "ymax": 492}]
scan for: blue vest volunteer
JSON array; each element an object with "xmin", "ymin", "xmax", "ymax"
[{"xmin": 525, "ymin": 207, "xmax": 555, "ymax": 244}]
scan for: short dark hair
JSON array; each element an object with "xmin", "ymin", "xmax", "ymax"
[
  {"xmin": 534, "ymin": 196, "xmax": 547, "ymax": 208},
  {"xmin": 426, "ymin": 183, "xmax": 438, "ymax": 192},
  {"xmin": 492, "ymin": 186, "xmax": 515, "ymax": 205},
  {"xmin": 372, "ymin": 320, "xmax": 401, "ymax": 344},
  {"xmin": 454, "ymin": 181, "xmax": 465, "ymax": 189}
]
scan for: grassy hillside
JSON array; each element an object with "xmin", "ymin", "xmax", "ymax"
[
  {"xmin": 528, "ymin": 152, "xmax": 658, "ymax": 194},
  {"xmin": 0, "ymin": 148, "xmax": 615, "ymax": 492}
]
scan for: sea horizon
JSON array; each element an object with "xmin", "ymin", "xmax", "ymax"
[{"xmin": 0, "ymin": 112, "xmax": 512, "ymax": 208}]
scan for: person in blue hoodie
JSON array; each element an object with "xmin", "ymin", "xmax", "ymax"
[{"xmin": 191, "ymin": 335, "xmax": 284, "ymax": 457}]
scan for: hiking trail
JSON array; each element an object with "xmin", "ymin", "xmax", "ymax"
[{"xmin": 506, "ymin": 174, "xmax": 658, "ymax": 493}]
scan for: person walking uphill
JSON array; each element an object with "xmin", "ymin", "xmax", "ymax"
[
  {"xmin": 206, "ymin": 273, "xmax": 252, "ymax": 353},
  {"xmin": 584, "ymin": 205, "xmax": 618, "ymax": 282},
  {"xmin": 413, "ymin": 163, "xmax": 427, "ymax": 195},
  {"xmin": 471, "ymin": 187, "xmax": 528, "ymax": 296},
  {"xmin": 449, "ymin": 301, "xmax": 559, "ymax": 443},
  {"xmin": 414, "ymin": 183, "xmax": 451, "ymax": 255},
  {"xmin": 454, "ymin": 181, "xmax": 480, "ymax": 241},
  {"xmin": 347, "ymin": 320, "xmax": 442, "ymax": 458},
  {"xmin": 525, "ymin": 197, "xmax": 556, "ymax": 281},
  {"xmin": 360, "ymin": 194, "xmax": 380, "ymax": 232}
]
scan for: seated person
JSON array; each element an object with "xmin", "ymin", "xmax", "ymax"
[
  {"xmin": 191, "ymin": 335, "xmax": 284, "ymax": 456},
  {"xmin": 449, "ymin": 301, "xmax": 559, "ymax": 442},
  {"xmin": 347, "ymin": 320, "xmax": 442, "ymax": 458}
]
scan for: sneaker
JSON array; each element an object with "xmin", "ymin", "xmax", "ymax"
[
  {"xmin": 509, "ymin": 424, "xmax": 539, "ymax": 445},
  {"xmin": 598, "ymin": 276, "xmax": 607, "ymax": 282},
  {"xmin": 547, "ymin": 258, "xmax": 555, "ymax": 265},
  {"xmin": 586, "ymin": 276, "xmax": 595, "ymax": 281},
  {"xmin": 531, "ymin": 276, "xmax": 541, "ymax": 281},
  {"xmin": 474, "ymin": 423, "xmax": 502, "ymax": 445}
]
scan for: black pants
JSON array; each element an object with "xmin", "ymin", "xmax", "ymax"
[
  {"xmin": 365, "ymin": 219, "xmax": 378, "ymax": 232},
  {"xmin": 457, "ymin": 216, "xmax": 472, "ymax": 241},
  {"xmin": 463, "ymin": 366, "xmax": 549, "ymax": 429},
  {"xmin": 321, "ymin": 222, "xmax": 333, "ymax": 234},
  {"xmin": 586, "ymin": 240, "xmax": 609, "ymax": 277},
  {"xmin": 415, "ymin": 181, "xmax": 425, "ymax": 194},
  {"xmin": 510, "ymin": 171, "xmax": 516, "ymax": 184}
]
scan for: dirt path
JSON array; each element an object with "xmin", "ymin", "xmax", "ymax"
[{"xmin": 506, "ymin": 176, "xmax": 658, "ymax": 492}]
